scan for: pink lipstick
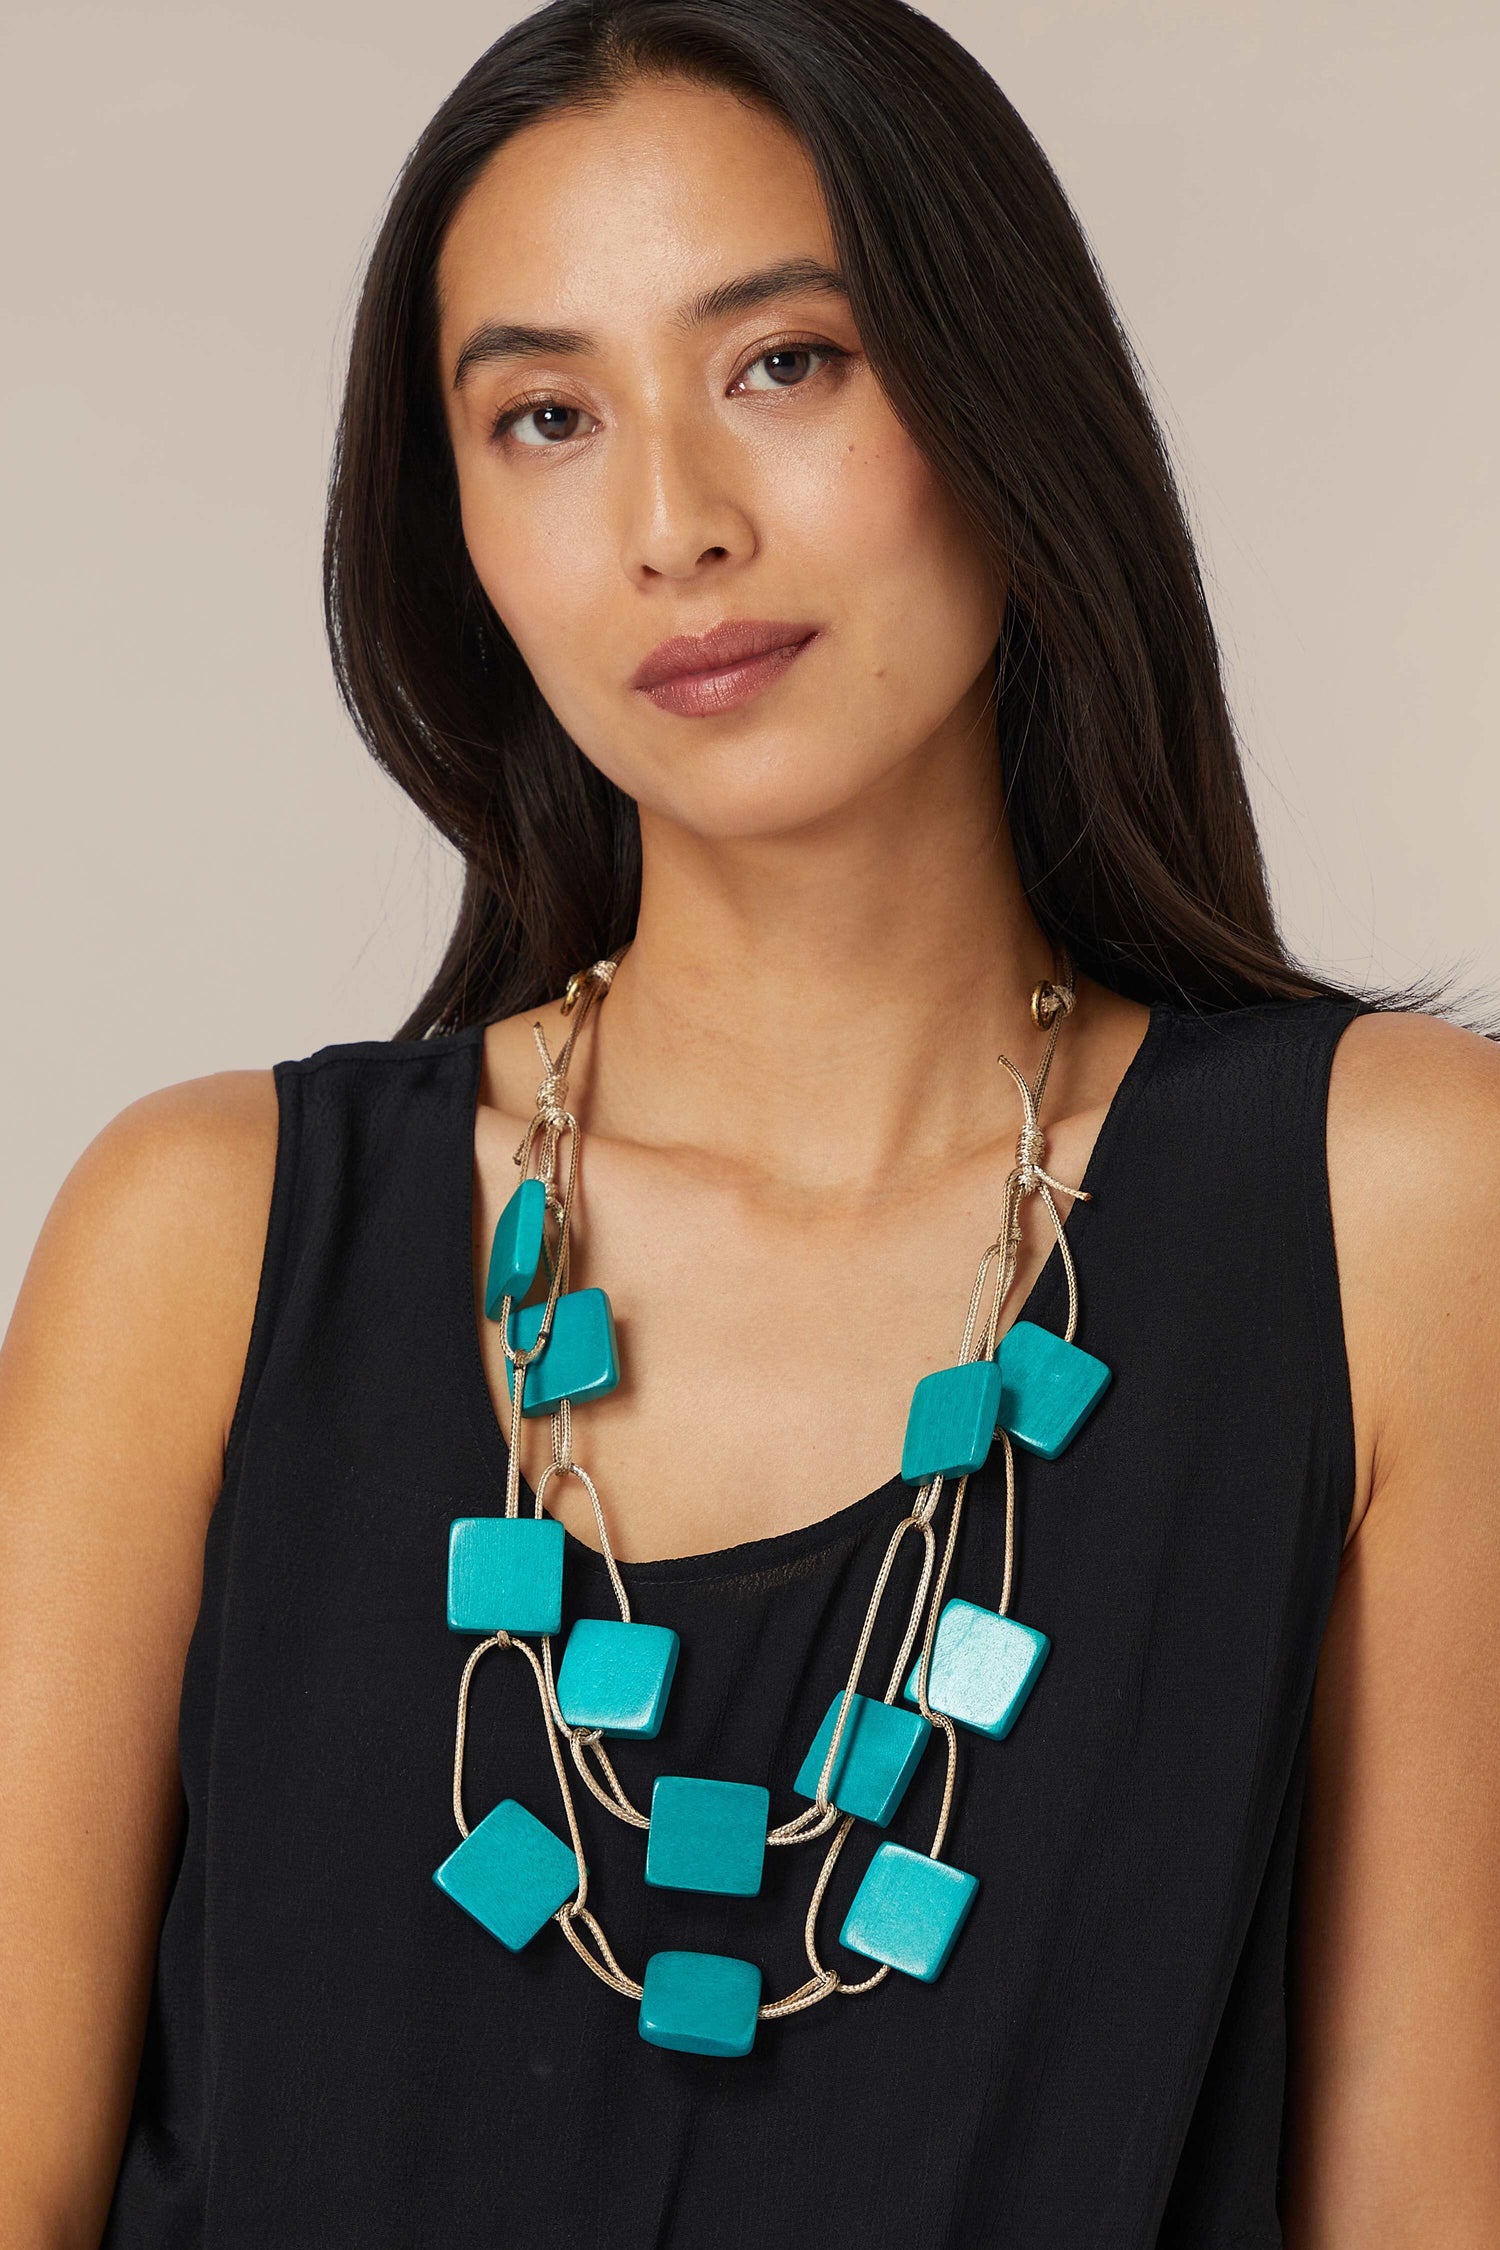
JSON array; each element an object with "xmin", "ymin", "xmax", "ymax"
[{"xmin": 631, "ymin": 618, "xmax": 820, "ymax": 718}]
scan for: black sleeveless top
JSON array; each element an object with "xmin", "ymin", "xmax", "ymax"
[{"xmin": 102, "ymin": 992, "xmax": 1373, "ymax": 2249}]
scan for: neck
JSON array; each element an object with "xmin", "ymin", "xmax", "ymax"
[{"xmin": 568, "ymin": 740, "xmax": 1071, "ymax": 1194}]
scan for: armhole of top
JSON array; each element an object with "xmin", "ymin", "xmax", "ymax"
[
  {"xmin": 1302, "ymin": 1000, "xmax": 1382, "ymax": 1546},
  {"xmin": 219, "ymin": 1058, "xmax": 305, "ymax": 1497}
]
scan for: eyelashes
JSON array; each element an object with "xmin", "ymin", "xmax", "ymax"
[{"xmin": 488, "ymin": 337, "xmax": 853, "ymax": 450}]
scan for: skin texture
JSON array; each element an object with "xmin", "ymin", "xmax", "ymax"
[{"xmin": 0, "ymin": 69, "xmax": 1496, "ymax": 2249}]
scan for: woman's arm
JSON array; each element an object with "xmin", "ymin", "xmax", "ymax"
[
  {"xmin": 0, "ymin": 1072, "xmax": 277, "ymax": 2250},
  {"xmin": 1283, "ymin": 1009, "xmax": 1500, "ymax": 2245}
]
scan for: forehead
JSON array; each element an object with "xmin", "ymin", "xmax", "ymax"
[{"xmin": 435, "ymin": 76, "xmax": 835, "ymax": 345}]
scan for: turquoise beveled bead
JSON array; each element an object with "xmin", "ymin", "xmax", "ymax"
[
  {"xmin": 637, "ymin": 1949, "xmax": 762, "ymax": 2058},
  {"xmin": 903, "ymin": 1597, "xmax": 1050, "ymax": 1737},
  {"xmin": 793, "ymin": 1691, "xmax": 930, "ymax": 1826},
  {"xmin": 484, "ymin": 1178, "xmax": 547, "ymax": 1318},
  {"xmin": 996, "ymin": 1318, "xmax": 1111, "ymax": 1458},
  {"xmin": 447, "ymin": 1514, "xmax": 564, "ymax": 1634},
  {"xmin": 901, "ymin": 1357, "xmax": 1004, "ymax": 1484},
  {"xmin": 645, "ymin": 1775, "xmax": 770, "ymax": 1897},
  {"xmin": 432, "ymin": 1796, "xmax": 579, "ymax": 1951},
  {"xmin": 839, "ymin": 1840, "xmax": 979, "ymax": 1982},
  {"xmin": 505, "ymin": 1286, "xmax": 620, "ymax": 1416},
  {"xmin": 555, "ymin": 1617, "xmax": 680, "ymax": 1739}
]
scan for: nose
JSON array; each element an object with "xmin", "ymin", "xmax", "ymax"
[{"xmin": 615, "ymin": 408, "xmax": 757, "ymax": 586}]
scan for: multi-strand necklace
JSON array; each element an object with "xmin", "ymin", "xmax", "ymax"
[{"xmin": 433, "ymin": 949, "xmax": 1111, "ymax": 2058}]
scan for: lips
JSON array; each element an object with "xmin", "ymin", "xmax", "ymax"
[{"xmin": 629, "ymin": 616, "xmax": 823, "ymax": 720}]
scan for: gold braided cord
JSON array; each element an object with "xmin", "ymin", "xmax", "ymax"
[{"xmin": 449, "ymin": 948, "xmax": 1090, "ymax": 2022}]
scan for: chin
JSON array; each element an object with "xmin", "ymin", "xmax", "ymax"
[{"xmin": 641, "ymin": 736, "xmax": 908, "ymax": 844}]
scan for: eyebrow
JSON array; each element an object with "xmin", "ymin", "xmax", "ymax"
[{"xmin": 449, "ymin": 256, "xmax": 849, "ymax": 390}]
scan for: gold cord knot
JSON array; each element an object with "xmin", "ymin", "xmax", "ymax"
[
  {"xmin": 1031, "ymin": 977, "xmax": 1075, "ymax": 1029},
  {"xmin": 536, "ymin": 1069, "xmax": 568, "ymax": 1127},
  {"xmin": 1015, "ymin": 1117, "xmax": 1046, "ymax": 1180},
  {"xmin": 559, "ymin": 955, "xmax": 620, "ymax": 1016}
]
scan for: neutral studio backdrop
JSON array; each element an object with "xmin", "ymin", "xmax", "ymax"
[{"xmin": 2, "ymin": 0, "xmax": 1496, "ymax": 1323}]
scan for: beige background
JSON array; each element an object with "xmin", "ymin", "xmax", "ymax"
[{"xmin": 2, "ymin": 0, "xmax": 1496, "ymax": 1323}]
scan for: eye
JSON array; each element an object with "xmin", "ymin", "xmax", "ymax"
[
  {"xmin": 732, "ymin": 340, "xmax": 848, "ymax": 394},
  {"xmin": 491, "ymin": 396, "xmax": 598, "ymax": 448}
]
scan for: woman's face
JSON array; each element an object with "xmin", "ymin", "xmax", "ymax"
[{"xmin": 436, "ymin": 74, "xmax": 1005, "ymax": 841}]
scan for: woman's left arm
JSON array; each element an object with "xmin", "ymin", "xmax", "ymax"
[{"xmin": 1281, "ymin": 1008, "xmax": 1500, "ymax": 2247}]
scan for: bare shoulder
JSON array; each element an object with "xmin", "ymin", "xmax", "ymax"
[
  {"xmin": 1326, "ymin": 1006, "xmax": 1500, "ymax": 1246},
  {"xmin": 2, "ymin": 1067, "xmax": 281, "ymax": 1475},
  {"xmin": 1327, "ymin": 1002, "xmax": 1500, "ymax": 1147},
  {"xmin": 65, "ymin": 1066, "xmax": 280, "ymax": 1201},
  {"xmin": 31, "ymin": 1066, "xmax": 280, "ymax": 1326},
  {"xmin": 1325, "ymin": 1007, "xmax": 1500, "ymax": 1541}
]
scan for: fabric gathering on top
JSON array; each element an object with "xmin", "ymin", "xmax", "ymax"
[{"xmin": 100, "ymin": 991, "xmax": 1375, "ymax": 2250}]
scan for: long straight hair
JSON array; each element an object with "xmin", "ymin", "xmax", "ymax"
[{"xmin": 323, "ymin": 0, "xmax": 1452, "ymax": 1035}]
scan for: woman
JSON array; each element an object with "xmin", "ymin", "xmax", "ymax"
[{"xmin": 2, "ymin": 0, "xmax": 1496, "ymax": 2241}]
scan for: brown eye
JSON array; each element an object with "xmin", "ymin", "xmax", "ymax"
[
  {"xmin": 494, "ymin": 400, "xmax": 597, "ymax": 447},
  {"xmin": 736, "ymin": 344, "xmax": 840, "ymax": 393}
]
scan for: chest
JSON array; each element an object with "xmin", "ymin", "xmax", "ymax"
[{"xmin": 471, "ymin": 1106, "xmax": 1100, "ymax": 1563}]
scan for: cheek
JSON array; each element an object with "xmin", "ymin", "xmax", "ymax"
[
  {"xmin": 845, "ymin": 439, "xmax": 989, "ymax": 616},
  {"xmin": 809, "ymin": 434, "xmax": 1002, "ymax": 721},
  {"xmin": 460, "ymin": 482, "xmax": 612, "ymax": 716}
]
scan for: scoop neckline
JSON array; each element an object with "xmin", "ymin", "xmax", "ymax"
[{"xmin": 453, "ymin": 995, "xmax": 1173, "ymax": 1587}]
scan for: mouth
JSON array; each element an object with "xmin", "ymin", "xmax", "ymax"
[{"xmin": 630, "ymin": 619, "xmax": 821, "ymax": 719}]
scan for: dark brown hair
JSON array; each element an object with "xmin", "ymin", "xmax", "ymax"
[{"xmin": 323, "ymin": 0, "xmax": 1457, "ymax": 1035}]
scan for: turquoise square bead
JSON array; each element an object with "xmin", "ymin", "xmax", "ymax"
[
  {"xmin": 903, "ymin": 1598, "xmax": 1050, "ymax": 1737},
  {"xmin": 555, "ymin": 1617, "xmax": 680, "ymax": 1739},
  {"xmin": 793, "ymin": 1691, "xmax": 930, "ymax": 1825},
  {"xmin": 901, "ymin": 1358, "xmax": 1004, "ymax": 1484},
  {"xmin": 646, "ymin": 1776, "xmax": 770, "ymax": 1897},
  {"xmin": 638, "ymin": 1950, "xmax": 762, "ymax": 2058},
  {"xmin": 447, "ymin": 1515, "xmax": 564, "ymax": 1634},
  {"xmin": 484, "ymin": 1178, "xmax": 547, "ymax": 1318},
  {"xmin": 996, "ymin": 1319, "xmax": 1111, "ymax": 1458},
  {"xmin": 432, "ymin": 1796, "xmax": 578, "ymax": 1950},
  {"xmin": 839, "ymin": 1840, "xmax": 979, "ymax": 1982},
  {"xmin": 505, "ymin": 1287, "xmax": 620, "ymax": 1416}
]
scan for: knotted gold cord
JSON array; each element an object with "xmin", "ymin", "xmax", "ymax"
[{"xmin": 450, "ymin": 949, "xmax": 1091, "ymax": 2020}]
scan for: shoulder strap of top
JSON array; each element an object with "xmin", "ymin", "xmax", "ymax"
[
  {"xmin": 1149, "ymin": 992, "xmax": 1382, "ymax": 1544},
  {"xmin": 1297, "ymin": 997, "xmax": 1382, "ymax": 1540},
  {"xmin": 220, "ymin": 1025, "xmax": 485, "ymax": 1497}
]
